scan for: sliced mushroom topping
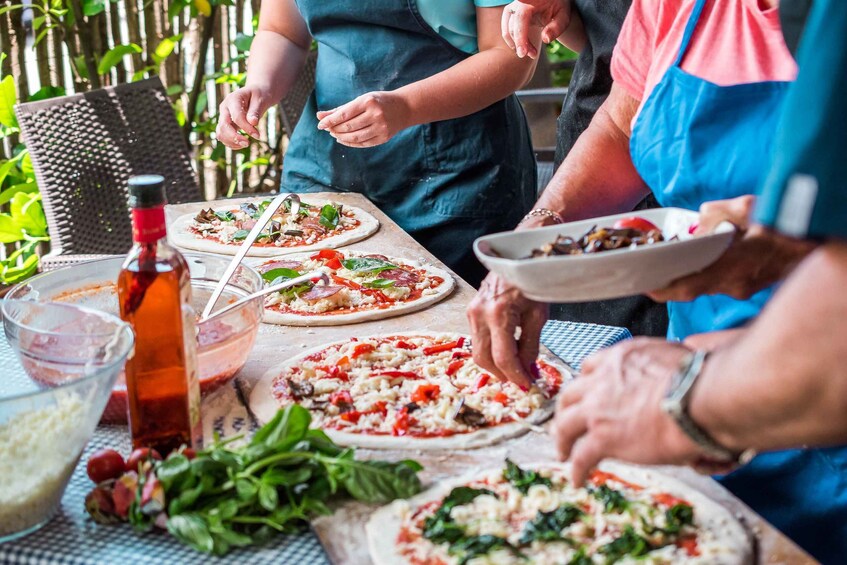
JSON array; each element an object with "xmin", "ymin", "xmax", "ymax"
[
  {"xmin": 405, "ymin": 402, "xmax": 420, "ymax": 413},
  {"xmin": 454, "ymin": 401, "xmax": 488, "ymax": 428},
  {"xmin": 194, "ymin": 208, "xmax": 218, "ymax": 224},
  {"xmin": 286, "ymin": 378, "xmax": 314, "ymax": 400}
]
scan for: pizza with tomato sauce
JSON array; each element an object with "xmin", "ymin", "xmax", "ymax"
[
  {"xmin": 252, "ymin": 250, "xmax": 455, "ymax": 325},
  {"xmin": 170, "ymin": 198, "xmax": 379, "ymax": 257},
  {"xmin": 367, "ymin": 460, "xmax": 752, "ymax": 565},
  {"xmin": 249, "ymin": 333, "xmax": 571, "ymax": 449}
]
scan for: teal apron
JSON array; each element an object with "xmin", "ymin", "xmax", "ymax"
[
  {"xmin": 630, "ymin": 1, "xmax": 847, "ymax": 561},
  {"xmin": 283, "ymin": 0, "xmax": 537, "ymax": 286}
]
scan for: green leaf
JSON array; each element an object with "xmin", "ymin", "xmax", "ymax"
[
  {"xmin": 591, "ymin": 485, "xmax": 629, "ymax": 513},
  {"xmin": 231, "ymin": 229, "xmax": 249, "ymax": 241},
  {"xmin": 363, "ymin": 278, "xmax": 395, "ymax": 289},
  {"xmin": 0, "ymin": 182, "xmax": 38, "ymax": 206},
  {"xmin": 261, "ymin": 467, "xmax": 312, "ymax": 487},
  {"xmin": 258, "ymin": 483, "xmax": 278, "ymax": 511},
  {"xmin": 153, "ymin": 35, "xmax": 182, "ymax": 64},
  {"xmin": 0, "ymin": 76, "xmax": 18, "ymax": 129},
  {"xmin": 334, "ymin": 459, "xmax": 424, "ymax": 504},
  {"xmin": 0, "ymin": 252, "xmax": 39, "ymax": 284},
  {"xmin": 214, "ymin": 210, "xmax": 234, "ymax": 222},
  {"xmin": 518, "ymin": 504, "xmax": 584, "ymax": 545},
  {"xmin": 0, "ymin": 214, "xmax": 24, "ymax": 243},
  {"xmin": 235, "ymin": 478, "xmax": 257, "ymax": 501},
  {"xmin": 28, "ymin": 85, "xmax": 65, "ymax": 102},
  {"xmin": 318, "ymin": 204, "xmax": 339, "ymax": 230},
  {"xmin": 503, "ymin": 459, "xmax": 552, "ymax": 494},
  {"xmin": 0, "ymin": 158, "xmax": 19, "ymax": 188},
  {"xmin": 448, "ymin": 535, "xmax": 521, "ymax": 565},
  {"xmin": 166, "ymin": 84, "xmax": 184, "ymax": 96},
  {"xmin": 73, "ymin": 55, "xmax": 89, "ymax": 80},
  {"xmin": 234, "ymin": 33, "xmax": 253, "ymax": 53},
  {"xmin": 98, "ymin": 43, "xmax": 142, "ymax": 75},
  {"xmin": 599, "ymin": 525, "xmax": 654, "ymax": 561},
  {"xmin": 131, "ymin": 65, "xmax": 157, "ymax": 82},
  {"xmin": 261, "ymin": 267, "xmax": 301, "ymax": 283},
  {"xmin": 11, "ymin": 192, "xmax": 47, "ymax": 236},
  {"xmin": 156, "ymin": 454, "xmax": 192, "ymax": 492},
  {"xmin": 250, "ymin": 405, "xmax": 312, "ymax": 453},
  {"xmin": 82, "ymin": 0, "xmax": 106, "ymax": 16},
  {"xmin": 340, "ymin": 257, "xmax": 397, "ymax": 274},
  {"xmin": 167, "ymin": 514, "xmax": 215, "ymax": 554}
]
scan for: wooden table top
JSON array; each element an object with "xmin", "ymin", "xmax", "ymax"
[{"xmin": 166, "ymin": 193, "xmax": 816, "ymax": 565}]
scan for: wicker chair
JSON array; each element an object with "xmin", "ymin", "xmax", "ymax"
[
  {"xmin": 15, "ymin": 77, "xmax": 201, "ymax": 270},
  {"xmin": 279, "ymin": 50, "xmax": 318, "ymax": 136}
]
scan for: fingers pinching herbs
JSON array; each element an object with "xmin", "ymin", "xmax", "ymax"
[{"xmin": 216, "ymin": 105, "xmax": 248, "ymax": 149}]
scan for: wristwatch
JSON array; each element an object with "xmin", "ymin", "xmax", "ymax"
[{"xmin": 661, "ymin": 351, "xmax": 755, "ymax": 465}]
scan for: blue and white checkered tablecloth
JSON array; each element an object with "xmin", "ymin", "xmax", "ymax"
[{"xmin": 0, "ymin": 321, "xmax": 629, "ymax": 564}]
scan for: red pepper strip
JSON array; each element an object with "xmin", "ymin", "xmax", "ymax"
[
  {"xmin": 395, "ymin": 341, "xmax": 417, "ymax": 350},
  {"xmin": 329, "ymin": 390, "xmax": 353, "ymax": 406},
  {"xmin": 411, "ymin": 384, "xmax": 440, "ymax": 404},
  {"xmin": 446, "ymin": 359, "xmax": 465, "ymax": 377},
  {"xmin": 325, "ymin": 257, "xmax": 343, "ymax": 270},
  {"xmin": 392, "ymin": 406, "xmax": 410, "ymax": 436},
  {"xmin": 422, "ymin": 340, "xmax": 463, "ymax": 356},
  {"xmin": 493, "ymin": 391, "xmax": 509, "ymax": 405},
  {"xmin": 340, "ymin": 410, "xmax": 362, "ymax": 423},
  {"xmin": 374, "ymin": 370, "xmax": 420, "ymax": 379},
  {"xmin": 363, "ymin": 289, "xmax": 391, "ymax": 303},
  {"xmin": 337, "ymin": 355, "xmax": 350, "ymax": 367},
  {"xmin": 451, "ymin": 351, "xmax": 472, "ymax": 360},
  {"xmin": 472, "ymin": 373, "xmax": 489, "ymax": 391},
  {"xmin": 677, "ymin": 537, "xmax": 700, "ymax": 557},
  {"xmin": 370, "ymin": 401, "xmax": 388, "ymax": 417},
  {"xmin": 333, "ymin": 275, "xmax": 363, "ymax": 290},
  {"xmin": 653, "ymin": 492, "xmax": 691, "ymax": 508},
  {"xmin": 311, "ymin": 249, "xmax": 344, "ymax": 261},
  {"xmin": 589, "ymin": 470, "xmax": 644, "ymax": 491},
  {"xmin": 351, "ymin": 343, "xmax": 376, "ymax": 358}
]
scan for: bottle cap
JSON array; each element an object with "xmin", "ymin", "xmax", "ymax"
[{"xmin": 128, "ymin": 175, "xmax": 167, "ymax": 209}]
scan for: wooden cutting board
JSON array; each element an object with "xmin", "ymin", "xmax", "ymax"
[{"xmin": 167, "ymin": 193, "xmax": 817, "ymax": 565}]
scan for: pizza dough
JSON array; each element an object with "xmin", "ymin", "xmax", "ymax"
[
  {"xmin": 169, "ymin": 198, "xmax": 379, "ymax": 257},
  {"xmin": 249, "ymin": 333, "xmax": 572, "ymax": 450},
  {"xmin": 367, "ymin": 460, "xmax": 753, "ymax": 565},
  {"xmin": 251, "ymin": 250, "xmax": 455, "ymax": 326}
]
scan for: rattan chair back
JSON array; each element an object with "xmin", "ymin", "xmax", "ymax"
[
  {"xmin": 15, "ymin": 77, "xmax": 200, "ymax": 260},
  {"xmin": 280, "ymin": 50, "xmax": 318, "ymax": 136}
]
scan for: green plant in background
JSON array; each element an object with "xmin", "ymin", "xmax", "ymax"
[
  {"xmin": 546, "ymin": 41, "xmax": 579, "ymax": 87},
  {"xmin": 0, "ymin": 55, "xmax": 50, "ymax": 285}
]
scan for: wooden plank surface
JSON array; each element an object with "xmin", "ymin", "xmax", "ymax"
[{"xmin": 166, "ymin": 193, "xmax": 816, "ymax": 565}]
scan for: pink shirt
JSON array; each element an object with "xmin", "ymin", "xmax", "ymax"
[{"xmin": 611, "ymin": 0, "xmax": 798, "ymax": 115}]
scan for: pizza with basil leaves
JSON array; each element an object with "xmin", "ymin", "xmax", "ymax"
[
  {"xmin": 367, "ymin": 460, "xmax": 752, "ymax": 565},
  {"xmin": 252, "ymin": 250, "xmax": 455, "ymax": 325},
  {"xmin": 170, "ymin": 198, "xmax": 379, "ymax": 257},
  {"xmin": 249, "ymin": 333, "xmax": 571, "ymax": 450}
]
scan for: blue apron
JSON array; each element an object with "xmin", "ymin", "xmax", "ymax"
[
  {"xmin": 283, "ymin": 0, "xmax": 537, "ymax": 286},
  {"xmin": 630, "ymin": 1, "xmax": 847, "ymax": 562}
]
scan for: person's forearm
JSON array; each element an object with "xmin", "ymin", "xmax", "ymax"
[
  {"xmin": 691, "ymin": 241, "xmax": 847, "ymax": 451},
  {"xmin": 533, "ymin": 84, "xmax": 649, "ymax": 222},
  {"xmin": 396, "ymin": 46, "xmax": 536, "ymax": 128},
  {"xmin": 244, "ymin": 31, "xmax": 309, "ymax": 106}
]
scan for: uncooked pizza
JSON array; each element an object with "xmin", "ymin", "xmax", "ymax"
[
  {"xmin": 253, "ymin": 250, "xmax": 455, "ymax": 325},
  {"xmin": 249, "ymin": 333, "xmax": 570, "ymax": 449},
  {"xmin": 170, "ymin": 198, "xmax": 379, "ymax": 257},
  {"xmin": 367, "ymin": 460, "xmax": 753, "ymax": 565}
]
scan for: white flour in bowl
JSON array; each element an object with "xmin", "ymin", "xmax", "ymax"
[{"xmin": 0, "ymin": 393, "xmax": 89, "ymax": 537}]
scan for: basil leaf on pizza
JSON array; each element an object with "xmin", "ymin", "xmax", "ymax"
[
  {"xmin": 249, "ymin": 334, "xmax": 569, "ymax": 449},
  {"xmin": 367, "ymin": 461, "xmax": 754, "ymax": 565},
  {"xmin": 172, "ymin": 198, "xmax": 379, "ymax": 257},
  {"xmin": 261, "ymin": 267, "xmax": 302, "ymax": 283},
  {"xmin": 254, "ymin": 252, "xmax": 455, "ymax": 326}
]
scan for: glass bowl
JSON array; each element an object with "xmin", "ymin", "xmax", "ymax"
[
  {"xmin": 0, "ymin": 300, "xmax": 134, "ymax": 542},
  {"xmin": 6, "ymin": 253, "xmax": 264, "ymax": 423}
]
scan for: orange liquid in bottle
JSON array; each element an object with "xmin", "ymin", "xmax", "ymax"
[{"xmin": 117, "ymin": 175, "xmax": 201, "ymax": 454}]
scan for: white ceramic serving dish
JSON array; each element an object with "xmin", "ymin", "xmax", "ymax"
[{"xmin": 473, "ymin": 208, "xmax": 735, "ymax": 303}]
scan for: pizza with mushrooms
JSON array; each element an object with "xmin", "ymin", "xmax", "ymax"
[
  {"xmin": 249, "ymin": 333, "xmax": 570, "ymax": 449},
  {"xmin": 170, "ymin": 198, "xmax": 379, "ymax": 257}
]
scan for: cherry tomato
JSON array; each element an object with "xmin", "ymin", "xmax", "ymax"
[
  {"xmin": 126, "ymin": 447, "xmax": 163, "ymax": 472},
  {"xmin": 613, "ymin": 216, "xmax": 661, "ymax": 233},
  {"xmin": 180, "ymin": 448, "xmax": 197, "ymax": 460},
  {"xmin": 86, "ymin": 449, "xmax": 126, "ymax": 483}
]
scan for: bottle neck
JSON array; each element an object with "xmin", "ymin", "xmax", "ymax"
[{"xmin": 131, "ymin": 206, "xmax": 167, "ymax": 244}]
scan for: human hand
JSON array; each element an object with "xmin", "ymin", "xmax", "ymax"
[
  {"xmin": 501, "ymin": 0, "xmax": 572, "ymax": 58},
  {"xmin": 467, "ymin": 273, "xmax": 550, "ymax": 390},
  {"xmin": 649, "ymin": 196, "xmax": 817, "ymax": 302},
  {"xmin": 552, "ymin": 338, "xmax": 706, "ymax": 485},
  {"xmin": 216, "ymin": 85, "xmax": 274, "ymax": 149},
  {"xmin": 316, "ymin": 91, "xmax": 410, "ymax": 148}
]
